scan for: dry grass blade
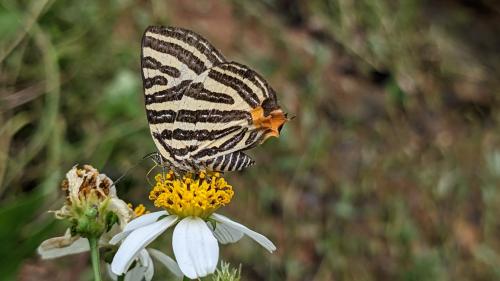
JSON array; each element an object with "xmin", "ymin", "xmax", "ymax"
[{"xmin": 0, "ymin": 82, "xmax": 46, "ymax": 112}]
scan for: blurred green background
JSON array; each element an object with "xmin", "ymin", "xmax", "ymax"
[{"xmin": 1, "ymin": 0, "xmax": 500, "ymax": 280}]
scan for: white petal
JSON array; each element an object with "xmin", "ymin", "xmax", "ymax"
[
  {"xmin": 138, "ymin": 249, "xmax": 154, "ymax": 281},
  {"xmin": 211, "ymin": 213, "xmax": 276, "ymax": 253},
  {"xmin": 124, "ymin": 211, "xmax": 169, "ymax": 232},
  {"xmin": 37, "ymin": 230, "xmax": 89, "ymax": 259},
  {"xmin": 106, "ymin": 264, "xmax": 118, "ymax": 281},
  {"xmin": 137, "ymin": 248, "xmax": 150, "ymax": 266},
  {"xmin": 109, "ymin": 232, "xmax": 130, "ymax": 246},
  {"xmin": 107, "ymin": 250, "xmax": 152, "ymax": 281},
  {"xmin": 110, "ymin": 211, "xmax": 168, "ymax": 245},
  {"xmin": 124, "ymin": 266, "xmax": 147, "ymax": 281},
  {"xmin": 111, "ymin": 215, "xmax": 178, "ymax": 275},
  {"xmin": 38, "ymin": 229, "xmax": 90, "ymax": 259},
  {"xmin": 148, "ymin": 248, "xmax": 183, "ymax": 277},
  {"xmin": 207, "ymin": 221, "xmax": 244, "ymax": 244},
  {"xmin": 172, "ymin": 217, "xmax": 219, "ymax": 279}
]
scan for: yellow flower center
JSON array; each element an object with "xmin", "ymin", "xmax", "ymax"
[
  {"xmin": 149, "ymin": 171, "xmax": 234, "ymax": 218},
  {"xmin": 128, "ymin": 203, "xmax": 148, "ymax": 217}
]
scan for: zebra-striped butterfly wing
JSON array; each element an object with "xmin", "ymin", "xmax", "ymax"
[{"xmin": 142, "ymin": 26, "xmax": 287, "ymax": 173}]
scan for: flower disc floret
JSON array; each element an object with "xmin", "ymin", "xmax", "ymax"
[{"xmin": 149, "ymin": 171, "xmax": 234, "ymax": 218}]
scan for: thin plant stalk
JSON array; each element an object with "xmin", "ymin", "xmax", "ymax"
[{"xmin": 88, "ymin": 237, "xmax": 102, "ymax": 281}]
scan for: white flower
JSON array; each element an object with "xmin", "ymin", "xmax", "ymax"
[
  {"xmin": 110, "ymin": 211, "xmax": 276, "ymax": 279},
  {"xmin": 111, "ymin": 171, "xmax": 277, "ymax": 279}
]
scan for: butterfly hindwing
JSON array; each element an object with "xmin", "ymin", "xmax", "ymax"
[
  {"xmin": 183, "ymin": 62, "xmax": 276, "ymax": 166},
  {"xmin": 204, "ymin": 151, "xmax": 255, "ymax": 172}
]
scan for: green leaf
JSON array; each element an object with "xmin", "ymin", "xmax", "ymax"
[{"xmin": 0, "ymin": 191, "xmax": 57, "ymax": 280}]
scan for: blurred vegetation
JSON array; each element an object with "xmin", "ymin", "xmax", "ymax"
[{"xmin": 1, "ymin": 0, "xmax": 500, "ymax": 280}]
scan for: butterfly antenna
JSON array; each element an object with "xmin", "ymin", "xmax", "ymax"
[
  {"xmin": 142, "ymin": 151, "xmax": 158, "ymax": 161},
  {"xmin": 145, "ymin": 163, "xmax": 158, "ymax": 187},
  {"xmin": 111, "ymin": 162, "xmax": 140, "ymax": 188},
  {"xmin": 111, "ymin": 154, "xmax": 157, "ymax": 188}
]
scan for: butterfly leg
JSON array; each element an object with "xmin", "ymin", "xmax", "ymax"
[{"xmin": 159, "ymin": 155, "xmax": 167, "ymax": 181}]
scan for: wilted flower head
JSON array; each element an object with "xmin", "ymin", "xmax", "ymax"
[{"xmin": 54, "ymin": 165, "xmax": 132, "ymax": 238}]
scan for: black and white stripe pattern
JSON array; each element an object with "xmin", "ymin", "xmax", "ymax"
[
  {"xmin": 141, "ymin": 26, "xmax": 283, "ymax": 173},
  {"xmin": 205, "ymin": 151, "xmax": 255, "ymax": 171}
]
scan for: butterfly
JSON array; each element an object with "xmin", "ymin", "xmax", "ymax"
[{"xmin": 141, "ymin": 26, "xmax": 288, "ymax": 174}]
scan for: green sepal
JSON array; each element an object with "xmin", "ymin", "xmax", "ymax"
[{"xmin": 105, "ymin": 211, "xmax": 119, "ymax": 232}]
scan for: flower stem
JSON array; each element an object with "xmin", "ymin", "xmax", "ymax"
[{"xmin": 88, "ymin": 237, "xmax": 102, "ymax": 281}]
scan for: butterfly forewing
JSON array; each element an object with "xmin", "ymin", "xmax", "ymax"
[{"xmin": 141, "ymin": 26, "xmax": 287, "ymax": 173}]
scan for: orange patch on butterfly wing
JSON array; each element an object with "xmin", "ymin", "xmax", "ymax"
[{"xmin": 251, "ymin": 106, "xmax": 288, "ymax": 141}]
